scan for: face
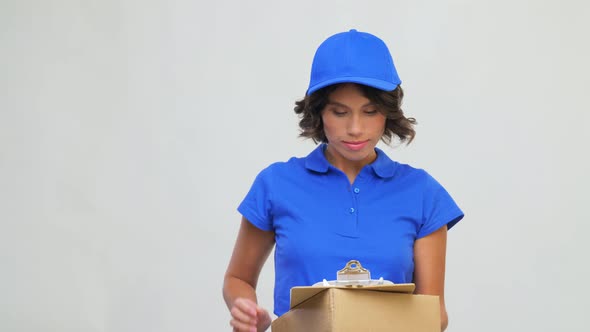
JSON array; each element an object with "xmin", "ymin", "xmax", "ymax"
[{"xmin": 321, "ymin": 84, "xmax": 386, "ymax": 168}]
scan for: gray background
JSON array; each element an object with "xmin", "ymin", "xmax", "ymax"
[{"xmin": 2, "ymin": 0, "xmax": 589, "ymax": 331}]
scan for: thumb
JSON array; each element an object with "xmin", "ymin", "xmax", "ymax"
[
  {"xmin": 256, "ymin": 305, "xmax": 267, "ymax": 313},
  {"xmin": 256, "ymin": 305, "xmax": 271, "ymax": 321}
]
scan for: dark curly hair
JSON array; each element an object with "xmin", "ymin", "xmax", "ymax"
[{"xmin": 294, "ymin": 84, "xmax": 416, "ymax": 145}]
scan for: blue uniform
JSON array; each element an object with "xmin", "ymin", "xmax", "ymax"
[{"xmin": 238, "ymin": 144, "xmax": 464, "ymax": 316}]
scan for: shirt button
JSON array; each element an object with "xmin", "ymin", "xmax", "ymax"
[
  {"xmin": 349, "ymin": 207, "xmax": 355, "ymax": 213},
  {"xmin": 353, "ymin": 188, "xmax": 360, "ymax": 194}
]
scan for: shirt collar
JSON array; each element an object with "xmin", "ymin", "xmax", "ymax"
[
  {"xmin": 304, "ymin": 144, "xmax": 331, "ymax": 173},
  {"xmin": 304, "ymin": 144, "xmax": 397, "ymax": 178},
  {"xmin": 370, "ymin": 147, "xmax": 397, "ymax": 178}
]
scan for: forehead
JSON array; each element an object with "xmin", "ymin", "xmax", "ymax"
[{"xmin": 327, "ymin": 84, "xmax": 373, "ymax": 105}]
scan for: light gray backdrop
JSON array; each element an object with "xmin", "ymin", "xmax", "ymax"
[{"xmin": 2, "ymin": 0, "xmax": 589, "ymax": 331}]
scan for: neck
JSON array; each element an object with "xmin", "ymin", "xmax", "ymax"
[{"xmin": 324, "ymin": 145, "xmax": 377, "ymax": 184}]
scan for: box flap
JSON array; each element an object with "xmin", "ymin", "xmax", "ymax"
[
  {"xmin": 271, "ymin": 290, "xmax": 334, "ymax": 332},
  {"xmin": 290, "ymin": 283, "xmax": 415, "ymax": 309}
]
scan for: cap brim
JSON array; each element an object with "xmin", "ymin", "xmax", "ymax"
[{"xmin": 307, "ymin": 77, "xmax": 400, "ymax": 95}]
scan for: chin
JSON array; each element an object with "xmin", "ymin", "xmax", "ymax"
[{"xmin": 343, "ymin": 149, "xmax": 372, "ymax": 161}]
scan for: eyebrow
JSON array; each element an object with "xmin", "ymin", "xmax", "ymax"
[{"xmin": 326, "ymin": 101, "xmax": 376, "ymax": 110}]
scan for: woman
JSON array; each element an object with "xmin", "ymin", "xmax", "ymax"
[{"xmin": 223, "ymin": 29, "xmax": 464, "ymax": 332}]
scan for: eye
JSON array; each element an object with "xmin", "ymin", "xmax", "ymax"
[
  {"xmin": 331, "ymin": 109, "xmax": 347, "ymax": 116},
  {"xmin": 364, "ymin": 109, "xmax": 379, "ymax": 115}
]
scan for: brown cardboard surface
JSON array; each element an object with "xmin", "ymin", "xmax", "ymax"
[
  {"xmin": 272, "ymin": 284, "xmax": 439, "ymax": 332},
  {"xmin": 290, "ymin": 283, "xmax": 416, "ymax": 308},
  {"xmin": 271, "ymin": 289, "xmax": 334, "ymax": 332}
]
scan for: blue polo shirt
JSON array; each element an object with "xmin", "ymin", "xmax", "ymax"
[{"xmin": 238, "ymin": 144, "xmax": 464, "ymax": 317}]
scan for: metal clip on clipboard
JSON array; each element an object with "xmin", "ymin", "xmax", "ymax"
[{"xmin": 313, "ymin": 260, "xmax": 394, "ymax": 287}]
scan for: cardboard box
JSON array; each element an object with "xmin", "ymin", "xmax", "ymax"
[{"xmin": 271, "ymin": 284, "xmax": 440, "ymax": 332}]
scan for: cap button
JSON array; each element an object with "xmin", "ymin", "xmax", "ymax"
[{"xmin": 349, "ymin": 29, "xmax": 358, "ymax": 33}]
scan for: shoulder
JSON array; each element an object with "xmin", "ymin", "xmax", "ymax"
[
  {"xmin": 255, "ymin": 155, "xmax": 308, "ymax": 179},
  {"xmin": 373, "ymin": 148, "xmax": 431, "ymax": 183},
  {"xmin": 390, "ymin": 161, "xmax": 432, "ymax": 183},
  {"xmin": 385, "ymin": 162, "xmax": 450, "ymax": 196}
]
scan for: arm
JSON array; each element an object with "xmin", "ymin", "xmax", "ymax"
[
  {"xmin": 413, "ymin": 225, "xmax": 448, "ymax": 331},
  {"xmin": 223, "ymin": 216, "xmax": 275, "ymax": 332}
]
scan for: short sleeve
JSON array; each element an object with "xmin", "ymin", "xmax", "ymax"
[
  {"xmin": 237, "ymin": 167, "xmax": 274, "ymax": 231},
  {"xmin": 417, "ymin": 172, "xmax": 464, "ymax": 239}
]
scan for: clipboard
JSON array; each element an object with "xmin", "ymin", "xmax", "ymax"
[{"xmin": 290, "ymin": 260, "xmax": 415, "ymax": 308}]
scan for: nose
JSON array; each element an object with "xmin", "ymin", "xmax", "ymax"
[{"xmin": 347, "ymin": 113, "xmax": 363, "ymax": 137}]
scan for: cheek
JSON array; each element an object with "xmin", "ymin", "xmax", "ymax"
[
  {"xmin": 322, "ymin": 124, "xmax": 336, "ymax": 140},
  {"xmin": 371, "ymin": 117, "xmax": 387, "ymax": 134},
  {"xmin": 321, "ymin": 116, "xmax": 340, "ymax": 137}
]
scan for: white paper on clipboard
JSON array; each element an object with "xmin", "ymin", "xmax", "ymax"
[{"xmin": 312, "ymin": 260, "xmax": 395, "ymax": 287}]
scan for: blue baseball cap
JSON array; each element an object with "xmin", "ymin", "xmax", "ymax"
[{"xmin": 307, "ymin": 29, "xmax": 401, "ymax": 95}]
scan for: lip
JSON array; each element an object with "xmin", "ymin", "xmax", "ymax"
[{"xmin": 343, "ymin": 140, "xmax": 369, "ymax": 151}]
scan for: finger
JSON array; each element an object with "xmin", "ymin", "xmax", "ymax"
[
  {"xmin": 230, "ymin": 319, "xmax": 257, "ymax": 332},
  {"xmin": 255, "ymin": 305, "xmax": 269, "ymax": 316},
  {"xmin": 231, "ymin": 305, "xmax": 257, "ymax": 325},
  {"xmin": 233, "ymin": 298, "xmax": 258, "ymax": 316}
]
